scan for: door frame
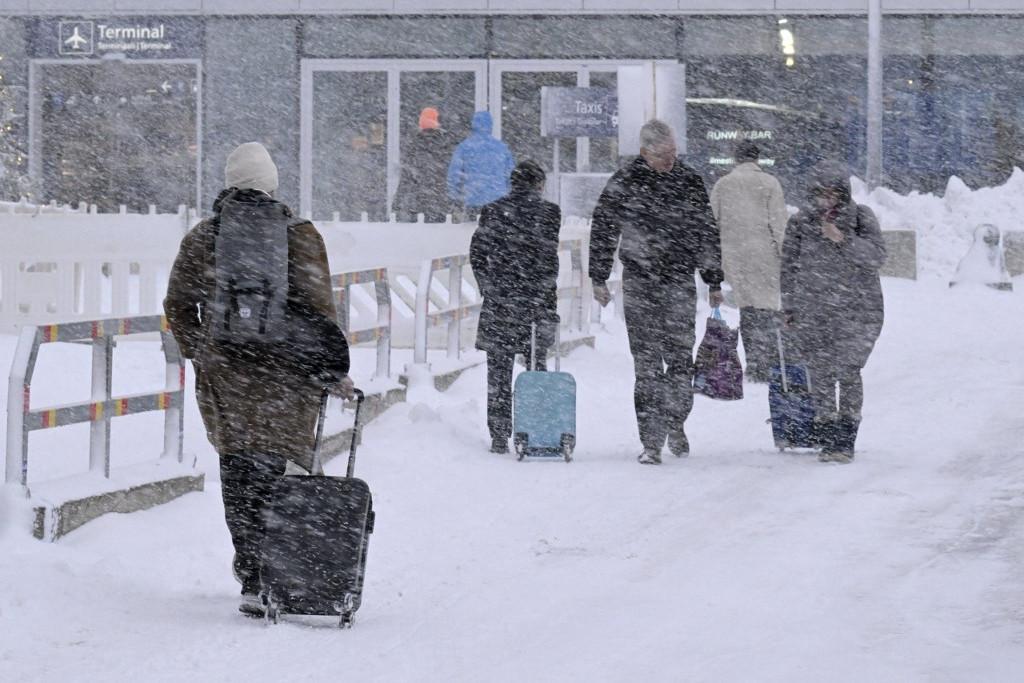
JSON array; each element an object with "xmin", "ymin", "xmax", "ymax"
[
  {"xmin": 299, "ymin": 59, "xmax": 488, "ymax": 219},
  {"xmin": 27, "ymin": 57, "xmax": 203, "ymax": 211}
]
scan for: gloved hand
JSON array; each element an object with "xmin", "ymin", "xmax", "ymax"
[{"xmin": 328, "ymin": 374, "xmax": 356, "ymax": 400}]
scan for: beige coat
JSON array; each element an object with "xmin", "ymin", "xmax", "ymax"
[{"xmin": 710, "ymin": 162, "xmax": 789, "ymax": 310}]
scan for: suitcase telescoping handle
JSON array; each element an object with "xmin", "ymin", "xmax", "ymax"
[
  {"xmin": 310, "ymin": 387, "xmax": 365, "ymax": 477},
  {"xmin": 776, "ymin": 329, "xmax": 789, "ymax": 394},
  {"xmin": 346, "ymin": 388, "xmax": 366, "ymax": 478},
  {"xmin": 529, "ymin": 321, "xmax": 562, "ymax": 372}
]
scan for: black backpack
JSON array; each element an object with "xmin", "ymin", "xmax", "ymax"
[
  {"xmin": 208, "ymin": 190, "xmax": 292, "ymax": 345},
  {"xmin": 205, "ymin": 189, "xmax": 349, "ymax": 383}
]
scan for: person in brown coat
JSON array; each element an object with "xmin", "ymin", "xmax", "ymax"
[{"xmin": 164, "ymin": 141, "xmax": 354, "ymax": 616}]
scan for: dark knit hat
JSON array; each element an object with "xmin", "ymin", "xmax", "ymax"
[
  {"xmin": 510, "ymin": 160, "xmax": 546, "ymax": 190},
  {"xmin": 735, "ymin": 139, "xmax": 760, "ymax": 163}
]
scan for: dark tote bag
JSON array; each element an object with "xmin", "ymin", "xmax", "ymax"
[{"xmin": 693, "ymin": 307, "xmax": 744, "ymax": 401}]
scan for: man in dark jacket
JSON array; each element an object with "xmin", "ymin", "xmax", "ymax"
[
  {"xmin": 590, "ymin": 119, "xmax": 725, "ymax": 465},
  {"xmin": 164, "ymin": 142, "xmax": 355, "ymax": 616},
  {"xmin": 470, "ymin": 160, "xmax": 561, "ymax": 454},
  {"xmin": 394, "ymin": 107, "xmax": 457, "ymax": 222}
]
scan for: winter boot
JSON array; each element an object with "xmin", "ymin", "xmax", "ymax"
[
  {"xmin": 834, "ymin": 416, "xmax": 860, "ymax": 461},
  {"xmin": 819, "ymin": 416, "xmax": 858, "ymax": 464},
  {"xmin": 239, "ymin": 591, "xmax": 266, "ymax": 618},
  {"xmin": 667, "ymin": 429, "xmax": 689, "ymax": 458},
  {"xmin": 637, "ymin": 448, "xmax": 662, "ymax": 465},
  {"xmin": 811, "ymin": 416, "xmax": 837, "ymax": 451}
]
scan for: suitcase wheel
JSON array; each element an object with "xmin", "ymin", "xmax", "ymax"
[
  {"xmin": 560, "ymin": 433, "xmax": 574, "ymax": 463},
  {"xmin": 514, "ymin": 433, "xmax": 527, "ymax": 460},
  {"xmin": 264, "ymin": 593, "xmax": 280, "ymax": 624},
  {"xmin": 337, "ymin": 593, "xmax": 356, "ymax": 628}
]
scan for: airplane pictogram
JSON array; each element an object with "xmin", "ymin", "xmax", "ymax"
[
  {"xmin": 64, "ymin": 26, "xmax": 88, "ymax": 50},
  {"xmin": 59, "ymin": 22, "xmax": 93, "ymax": 55}
]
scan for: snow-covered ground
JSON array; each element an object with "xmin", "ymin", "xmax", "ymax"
[{"xmin": 1, "ymin": 176, "xmax": 1023, "ymax": 681}]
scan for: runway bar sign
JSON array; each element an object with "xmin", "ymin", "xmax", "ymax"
[{"xmin": 541, "ymin": 87, "xmax": 618, "ymax": 138}]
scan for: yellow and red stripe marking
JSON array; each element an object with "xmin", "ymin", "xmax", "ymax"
[
  {"xmin": 90, "ymin": 402, "xmax": 103, "ymax": 421},
  {"xmin": 41, "ymin": 409, "xmax": 57, "ymax": 428}
]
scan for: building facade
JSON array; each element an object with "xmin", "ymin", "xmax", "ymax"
[{"xmin": 0, "ymin": 2, "xmax": 1021, "ymax": 217}]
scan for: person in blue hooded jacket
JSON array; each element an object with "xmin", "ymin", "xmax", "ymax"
[{"xmin": 447, "ymin": 111, "xmax": 516, "ymax": 220}]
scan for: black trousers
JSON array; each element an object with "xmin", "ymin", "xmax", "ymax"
[
  {"xmin": 622, "ymin": 273, "xmax": 697, "ymax": 452},
  {"xmin": 219, "ymin": 450, "xmax": 287, "ymax": 595},
  {"xmin": 739, "ymin": 307, "xmax": 780, "ymax": 383},
  {"xmin": 486, "ymin": 347, "xmax": 548, "ymax": 443}
]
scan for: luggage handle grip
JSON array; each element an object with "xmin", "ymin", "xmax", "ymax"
[{"xmin": 310, "ymin": 387, "xmax": 365, "ymax": 477}]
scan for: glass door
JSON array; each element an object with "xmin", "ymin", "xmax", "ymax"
[
  {"xmin": 30, "ymin": 59, "xmax": 201, "ymax": 212},
  {"xmin": 310, "ymin": 69, "xmax": 388, "ymax": 221},
  {"xmin": 301, "ymin": 60, "xmax": 486, "ymax": 221}
]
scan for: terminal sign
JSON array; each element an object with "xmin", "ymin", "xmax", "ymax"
[
  {"xmin": 41, "ymin": 18, "xmax": 200, "ymax": 58},
  {"xmin": 541, "ymin": 87, "xmax": 618, "ymax": 138}
]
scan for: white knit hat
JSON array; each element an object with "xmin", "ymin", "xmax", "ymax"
[{"xmin": 225, "ymin": 142, "xmax": 278, "ymax": 193}]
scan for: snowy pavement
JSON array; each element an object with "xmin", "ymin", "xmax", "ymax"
[{"xmin": 1, "ymin": 275, "xmax": 1023, "ymax": 682}]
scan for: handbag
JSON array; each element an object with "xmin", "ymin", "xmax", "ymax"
[{"xmin": 693, "ymin": 307, "xmax": 744, "ymax": 400}]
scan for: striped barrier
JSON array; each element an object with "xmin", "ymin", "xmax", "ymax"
[
  {"xmin": 6, "ymin": 314, "xmax": 185, "ymax": 487},
  {"xmin": 332, "ymin": 268, "xmax": 392, "ymax": 379},
  {"xmin": 558, "ymin": 238, "xmax": 588, "ymax": 334},
  {"xmin": 413, "ymin": 254, "xmax": 483, "ymax": 365}
]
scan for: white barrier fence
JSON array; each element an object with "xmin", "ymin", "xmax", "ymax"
[
  {"xmin": 0, "ymin": 208, "xmax": 597, "ymax": 373},
  {"xmin": 0, "ymin": 204, "xmax": 194, "ymax": 331}
]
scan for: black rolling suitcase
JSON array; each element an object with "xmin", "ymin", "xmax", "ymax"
[{"xmin": 259, "ymin": 388, "xmax": 374, "ymax": 627}]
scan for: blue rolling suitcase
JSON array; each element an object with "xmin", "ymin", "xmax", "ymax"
[
  {"xmin": 513, "ymin": 323, "xmax": 576, "ymax": 462},
  {"xmin": 768, "ymin": 331, "xmax": 816, "ymax": 450}
]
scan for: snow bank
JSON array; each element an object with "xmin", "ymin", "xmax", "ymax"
[{"xmin": 853, "ymin": 169, "xmax": 1024, "ymax": 280}]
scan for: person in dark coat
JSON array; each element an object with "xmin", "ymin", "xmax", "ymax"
[
  {"xmin": 448, "ymin": 111, "xmax": 516, "ymax": 221},
  {"xmin": 164, "ymin": 142, "xmax": 355, "ymax": 616},
  {"xmin": 781, "ymin": 160, "xmax": 886, "ymax": 464},
  {"xmin": 589, "ymin": 119, "xmax": 725, "ymax": 465},
  {"xmin": 470, "ymin": 160, "xmax": 561, "ymax": 454},
  {"xmin": 393, "ymin": 107, "xmax": 457, "ymax": 222}
]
